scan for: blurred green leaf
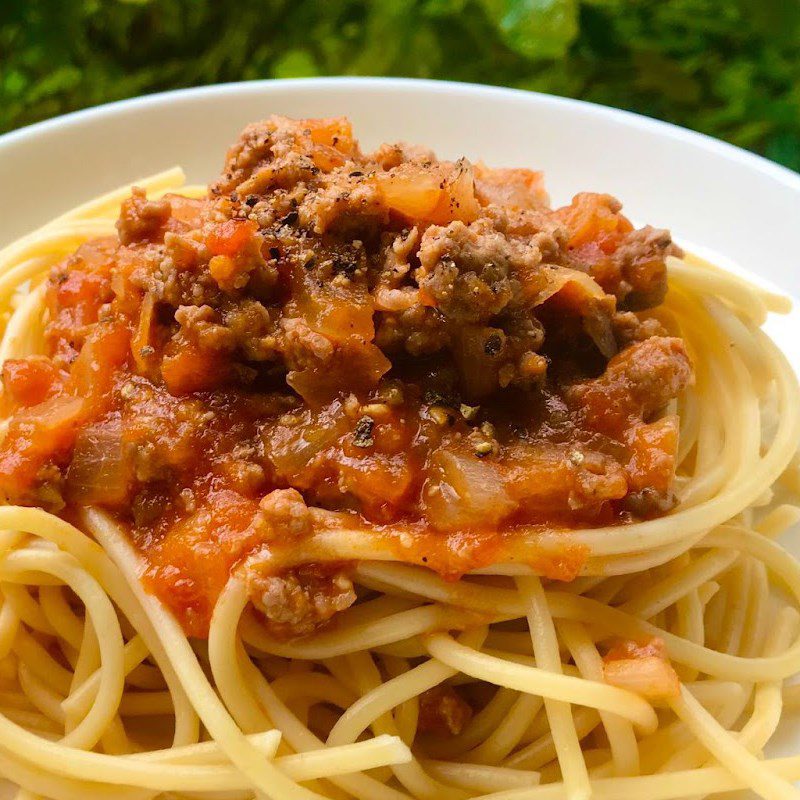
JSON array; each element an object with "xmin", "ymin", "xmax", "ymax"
[
  {"xmin": 765, "ymin": 132, "xmax": 800, "ymax": 172},
  {"xmin": 0, "ymin": 0, "xmax": 798, "ymax": 171},
  {"xmin": 480, "ymin": 0, "xmax": 578, "ymax": 59},
  {"xmin": 272, "ymin": 49, "xmax": 319, "ymax": 79}
]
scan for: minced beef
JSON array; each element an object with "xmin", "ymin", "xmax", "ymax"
[{"xmin": 0, "ymin": 115, "xmax": 693, "ymax": 638}]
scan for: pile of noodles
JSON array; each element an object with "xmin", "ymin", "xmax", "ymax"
[{"xmin": 0, "ymin": 169, "xmax": 798, "ymax": 800}]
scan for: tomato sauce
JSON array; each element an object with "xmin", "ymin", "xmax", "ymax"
[{"xmin": 0, "ymin": 117, "xmax": 692, "ymax": 637}]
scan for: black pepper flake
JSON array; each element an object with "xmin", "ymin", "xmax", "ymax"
[
  {"xmin": 279, "ymin": 210, "xmax": 299, "ymax": 226},
  {"xmin": 269, "ymin": 247, "xmax": 280, "ymax": 260},
  {"xmin": 349, "ymin": 170, "xmax": 364, "ymax": 177},
  {"xmin": 353, "ymin": 416, "xmax": 375, "ymax": 448},
  {"xmin": 423, "ymin": 389, "xmax": 444, "ymax": 405},
  {"xmin": 245, "ymin": 195, "xmax": 259, "ymax": 207},
  {"xmin": 484, "ymin": 334, "xmax": 503, "ymax": 356},
  {"xmin": 334, "ymin": 259, "xmax": 357, "ymax": 277},
  {"xmin": 423, "ymin": 388, "xmax": 458, "ymax": 408},
  {"xmin": 304, "ymin": 256, "xmax": 316, "ymax": 270}
]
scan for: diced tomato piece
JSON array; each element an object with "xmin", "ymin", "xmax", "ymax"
[
  {"xmin": 0, "ymin": 396, "xmax": 85, "ymax": 499},
  {"xmin": 626, "ymin": 416, "xmax": 679, "ymax": 494},
  {"xmin": 505, "ymin": 443, "xmax": 627, "ymax": 517},
  {"xmin": 141, "ymin": 490, "xmax": 261, "ymax": 637},
  {"xmin": 603, "ymin": 637, "xmax": 679, "ymax": 700},
  {"xmin": 338, "ymin": 453, "xmax": 415, "ymax": 518},
  {"xmin": 68, "ymin": 324, "xmax": 131, "ymax": 404},
  {"xmin": 304, "ymin": 117, "xmax": 355, "ymax": 154},
  {"xmin": 302, "ymin": 117, "xmax": 356, "ymax": 171},
  {"xmin": 161, "ymin": 337, "xmax": 229, "ymax": 395},
  {"xmin": 207, "ymin": 219, "xmax": 258, "ymax": 258},
  {"xmin": 165, "ymin": 194, "xmax": 205, "ymax": 229},
  {"xmin": 46, "ymin": 244, "xmax": 116, "ymax": 356},
  {"xmin": 474, "ymin": 164, "xmax": 549, "ymax": 210},
  {"xmin": 55, "ymin": 269, "xmax": 107, "ymax": 310},
  {"xmin": 2, "ymin": 358, "xmax": 60, "ymax": 408},
  {"xmin": 0, "ymin": 322, "xmax": 129, "ymax": 500},
  {"xmin": 556, "ymin": 193, "xmax": 633, "ymax": 253}
]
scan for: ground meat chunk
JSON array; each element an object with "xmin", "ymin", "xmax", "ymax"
[
  {"xmin": 127, "ymin": 236, "xmax": 210, "ymax": 308},
  {"xmin": 175, "ymin": 305, "xmax": 237, "ymax": 352},
  {"xmin": 567, "ymin": 336, "xmax": 693, "ymax": 431},
  {"xmin": 473, "ymin": 163, "xmax": 549, "ymax": 210},
  {"xmin": 417, "ymin": 219, "xmax": 535, "ymax": 324},
  {"xmin": 213, "ymin": 119, "xmax": 314, "ymax": 196},
  {"xmin": 375, "ymin": 228, "xmax": 419, "ymax": 289},
  {"xmin": 247, "ymin": 564, "xmax": 356, "ymax": 640},
  {"xmin": 173, "ymin": 297, "xmax": 280, "ymax": 362},
  {"xmin": 253, "ymin": 488, "xmax": 312, "ymax": 541},
  {"xmin": 220, "ymin": 299, "xmax": 279, "ymax": 361},
  {"xmin": 491, "ymin": 205, "xmax": 566, "ymax": 256},
  {"xmin": 418, "ymin": 685, "xmax": 473, "ymax": 736},
  {"xmin": 369, "ymin": 141, "xmax": 438, "ymax": 171},
  {"xmin": 609, "ymin": 336, "xmax": 693, "ymax": 417},
  {"xmin": 213, "ymin": 116, "xmax": 357, "ymax": 196},
  {"xmin": 117, "ymin": 187, "xmax": 171, "ymax": 245},
  {"xmin": 421, "ymin": 257, "xmax": 513, "ymax": 324},
  {"xmin": 613, "ymin": 226, "xmax": 681, "ymax": 310},
  {"xmin": 375, "ymin": 305, "xmax": 450, "ymax": 356},
  {"xmin": 612, "ymin": 311, "xmax": 668, "ymax": 348},
  {"xmin": 299, "ymin": 173, "xmax": 387, "ymax": 235},
  {"xmin": 0, "ymin": 116, "xmax": 698, "ymax": 643},
  {"xmin": 279, "ymin": 316, "xmax": 336, "ymax": 370}
]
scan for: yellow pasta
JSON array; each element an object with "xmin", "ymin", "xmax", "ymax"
[{"xmin": 0, "ymin": 169, "xmax": 797, "ymax": 800}]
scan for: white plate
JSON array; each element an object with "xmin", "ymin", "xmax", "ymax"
[
  {"xmin": 0, "ymin": 77, "xmax": 798, "ymax": 793},
  {"xmin": 2, "ymin": 77, "xmax": 798, "ymax": 368}
]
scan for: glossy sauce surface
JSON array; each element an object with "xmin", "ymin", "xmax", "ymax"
[{"xmin": 0, "ymin": 117, "xmax": 692, "ymax": 636}]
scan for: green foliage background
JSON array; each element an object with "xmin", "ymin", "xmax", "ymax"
[{"xmin": 2, "ymin": 0, "xmax": 799, "ymax": 171}]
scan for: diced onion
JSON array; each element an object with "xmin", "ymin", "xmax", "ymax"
[
  {"xmin": 603, "ymin": 656, "xmax": 680, "ymax": 701},
  {"xmin": 66, "ymin": 420, "xmax": 132, "ymax": 505},
  {"xmin": 423, "ymin": 449, "xmax": 517, "ymax": 532}
]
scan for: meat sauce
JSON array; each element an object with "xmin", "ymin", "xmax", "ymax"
[{"xmin": 0, "ymin": 117, "xmax": 692, "ymax": 637}]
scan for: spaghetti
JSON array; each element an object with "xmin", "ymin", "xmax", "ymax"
[{"xmin": 0, "ymin": 117, "xmax": 798, "ymax": 800}]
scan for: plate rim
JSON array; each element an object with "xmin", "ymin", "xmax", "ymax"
[{"xmin": 2, "ymin": 76, "xmax": 799, "ymax": 194}]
